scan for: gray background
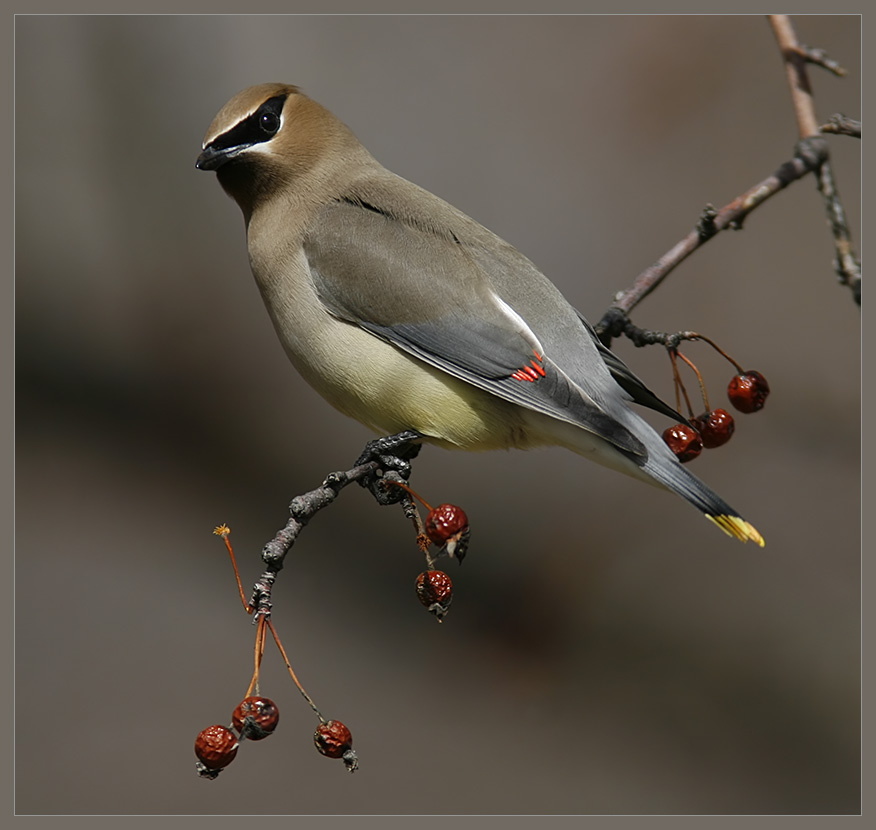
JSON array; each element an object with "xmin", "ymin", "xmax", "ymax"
[{"xmin": 15, "ymin": 15, "xmax": 860, "ymax": 815}]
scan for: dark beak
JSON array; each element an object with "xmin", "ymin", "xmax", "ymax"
[{"xmin": 196, "ymin": 143, "xmax": 250, "ymax": 171}]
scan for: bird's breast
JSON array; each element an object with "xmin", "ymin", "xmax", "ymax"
[{"xmin": 247, "ymin": 243, "xmax": 533, "ymax": 451}]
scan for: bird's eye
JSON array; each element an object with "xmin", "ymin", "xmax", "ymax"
[{"xmin": 259, "ymin": 111, "xmax": 280, "ymax": 135}]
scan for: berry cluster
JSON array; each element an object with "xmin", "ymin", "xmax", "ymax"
[
  {"xmin": 195, "ymin": 490, "xmax": 470, "ymax": 778},
  {"xmin": 388, "ymin": 481, "xmax": 471, "ymax": 622},
  {"xmin": 195, "ymin": 692, "xmax": 356, "ymax": 779},
  {"xmin": 193, "ymin": 527, "xmax": 359, "ymax": 779},
  {"xmin": 194, "ymin": 696, "xmax": 280, "ymax": 779},
  {"xmin": 659, "ymin": 338, "xmax": 770, "ymax": 464}
]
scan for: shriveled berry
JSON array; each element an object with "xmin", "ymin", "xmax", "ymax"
[
  {"xmin": 662, "ymin": 423, "xmax": 703, "ymax": 463},
  {"xmin": 727, "ymin": 370, "xmax": 770, "ymax": 413},
  {"xmin": 691, "ymin": 408, "xmax": 735, "ymax": 448},
  {"xmin": 425, "ymin": 503, "xmax": 470, "ymax": 561},
  {"xmin": 314, "ymin": 720, "xmax": 353, "ymax": 759},
  {"xmin": 232, "ymin": 696, "xmax": 279, "ymax": 741},
  {"xmin": 195, "ymin": 724, "xmax": 239, "ymax": 771},
  {"xmin": 416, "ymin": 570, "xmax": 452, "ymax": 605},
  {"xmin": 416, "ymin": 570, "xmax": 453, "ymax": 621}
]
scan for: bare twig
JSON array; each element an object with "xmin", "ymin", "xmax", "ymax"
[
  {"xmin": 595, "ymin": 137, "xmax": 827, "ymax": 340},
  {"xmin": 259, "ymin": 461, "xmax": 382, "ymax": 572},
  {"xmin": 794, "ymin": 44, "xmax": 847, "ymax": 77},
  {"xmin": 769, "ymin": 15, "xmax": 822, "ymax": 138},
  {"xmin": 820, "ymin": 114, "xmax": 861, "ymax": 138},
  {"xmin": 816, "ymin": 161, "xmax": 862, "ymax": 304},
  {"xmin": 769, "ymin": 14, "xmax": 861, "ymax": 304},
  {"xmin": 258, "ymin": 461, "xmax": 416, "ymax": 576},
  {"xmin": 231, "ymin": 434, "xmax": 422, "ymax": 625}
]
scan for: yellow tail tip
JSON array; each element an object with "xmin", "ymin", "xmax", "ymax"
[{"xmin": 706, "ymin": 514, "xmax": 765, "ymax": 547}]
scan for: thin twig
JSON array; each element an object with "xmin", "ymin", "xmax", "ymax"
[
  {"xmin": 769, "ymin": 15, "xmax": 821, "ymax": 138},
  {"xmin": 795, "ymin": 44, "xmax": 847, "ymax": 77},
  {"xmin": 820, "ymin": 114, "xmax": 861, "ymax": 138},
  {"xmin": 260, "ymin": 462, "xmax": 383, "ymax": 571},
  {"xmin": 595, "ymin": 138, "xmax": 826, "ymax": 337},
  {"xmin": 769, "ymin": 14, "xmax": 861, "ymax": 304},
  {"xmin": 234, "ymin": 440, "xmax": 419, "ymax": 631}
]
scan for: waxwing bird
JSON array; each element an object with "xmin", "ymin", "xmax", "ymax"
[{"xmin": 196, "ymin": 83, "xmax": 763, "ymax": 546}]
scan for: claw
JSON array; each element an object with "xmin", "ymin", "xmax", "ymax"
[
  {"xmin": 355, "ymin": 430, "xmax": 423, "ymax": 504},
  {"xmin": 355, "ymin": 429, "xmax": 422, "ymax": 468}
]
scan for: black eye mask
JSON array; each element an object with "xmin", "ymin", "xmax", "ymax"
[{"xmin": 207, "ymin": 94, "xmax": 287, "ymax": 153}]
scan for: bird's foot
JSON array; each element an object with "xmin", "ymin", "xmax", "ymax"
[{"xmin": 355, "ymin": 430, "xmax": 423, "ymax": 504}]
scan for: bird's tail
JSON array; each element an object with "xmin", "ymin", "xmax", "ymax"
[
  {"xmin": 520, "ymin": 407, "xmax": 764, "ymax": 545},
  {"xmin": 643, "ymin": 451, "xmax": 764, "ymax": 546}
]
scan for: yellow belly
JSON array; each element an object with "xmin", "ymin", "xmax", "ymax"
[{"xmin": 292, "ymin": 321, "xmax": 532, "ymax": 451}]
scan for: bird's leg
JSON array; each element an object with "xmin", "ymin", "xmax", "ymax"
[{"xmin": 355, "ymin": 429, "xmax": 423, "ymax": 504}]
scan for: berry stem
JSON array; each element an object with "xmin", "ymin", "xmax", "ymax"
[
  {"xmin": 245, "ymin": 613, "xmax": 268, "ymax": 699},
  {"xmin": 687, "ymin": 333, "xmax": 746, "ymax": 374},
  {"xmin": 386, "ymin": 481, "xmax": 437, "ymax": 562},
  {"xmin": 385, "ymin": 479, "xmax": 434, "ymax": 511},
  {"xmin": 398, "ymin": 493, "xmax": 432, "ymax": 556},
  {"xmin": 266, "ymin": 617, "xmax": 325, "ymax": 723},
  {"xmin": 668, "ymin": 349, "xmax": 696, "ymax": 418},
  {"xmin": 213, "ymin": 525, "xmax": 255, "ymax": 615},
  {"xmin": 676, "ymin": 350, "xmax": 711, "ymax": 412}
]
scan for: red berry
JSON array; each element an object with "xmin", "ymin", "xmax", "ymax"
[
  {"xmin": 232, "ymin": 696, "xmax": 279, "ymax": 741},
  {"xmin": 691, "ymin": 408, "xmax": 735, "ymax": 448},
  {"xmin": 727, "ymin": 370, "xmax": 770, "ymax": 413},
  {"xmin": 425, "ymin": 503, "xmax": 470, "ymax": 561},
  {"xmin": 416, "ymin": 570, "xmax": 453, "ymax": 620},
  {"xmin": 416, "ymin": 569, "xmax": 452, "ymax": 604},
  {"xmin": 195, "ymin": 724, "xmax": 239, "ymax": 771},
  {"xmin": 662, "ymin": 423, "xmax": 703, "ymax": 463},
  {"xmin": 314, "ymin": 720, "xmax": 353, "ymax": 759}
]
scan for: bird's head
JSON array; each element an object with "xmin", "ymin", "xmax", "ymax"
[{"xmin": 196, "ymin": 83, "xmax": 364, "ymax": 218}]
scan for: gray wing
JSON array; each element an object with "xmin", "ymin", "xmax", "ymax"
[
  {"xmin": 304, "ymin": 193, "xmax": 647, "ymax": 458},
  {"xmin": 576, "ymin": 314, "xmax": 685, "ymax": 422}
]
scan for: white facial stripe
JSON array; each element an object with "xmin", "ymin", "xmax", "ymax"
[{"xmin": 243, "ymin": 141, "xmax": 276, "ymax": 156}]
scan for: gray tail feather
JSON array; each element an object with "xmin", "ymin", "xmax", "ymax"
[{"xmin": 642, "ymin": 448, "xmax": 764, "ymax": 546}]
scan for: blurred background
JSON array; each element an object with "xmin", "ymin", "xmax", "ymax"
[{"xmin": 15, "ymin": 15, "xmax": 860, "ymax": 815}]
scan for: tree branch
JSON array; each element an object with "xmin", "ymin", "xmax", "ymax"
[
  {"xmin": 594, "ymin": 138, "xmax": 827, "ymax": 343},
  {"xmin": 260, "ymin": 461, "xmax": 416, "ymax": 574},
  {"xmin": 769, "ymin": 14, "xmax": 861, "ymax": 304},
  {"xmin": 597, "ymin": 16, "xmax": 860, "ymax": 347},
  {"xmin": 769, "ymin": 15, "xmax": 824, "ymax": 138}
]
